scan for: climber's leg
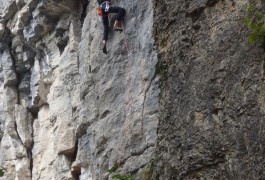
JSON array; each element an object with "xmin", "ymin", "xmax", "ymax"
[
  {"xmin": 102, "ymin": 15, "xmax": 109, "ymax": 41},
  {"xmin": 101, "ymin": 15, "xmax": 109, "ymax": 54},
  {"xmin": 109, "ymin": 6, "xmax": 125, "ymax": 30}
]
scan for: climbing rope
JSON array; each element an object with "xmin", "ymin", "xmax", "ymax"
[{"xmin": 117, "ymin": 20, "xmax": 134, "ymax": 162}]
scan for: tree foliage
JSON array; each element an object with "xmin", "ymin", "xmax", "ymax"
[{"xmin": 244, "ymin": 4, "xmax": 265, "ymax": 47}]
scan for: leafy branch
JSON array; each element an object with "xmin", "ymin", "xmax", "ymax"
[{"xmin": 244, "ymin": 4, "xmax": 265, "ymax": 47}]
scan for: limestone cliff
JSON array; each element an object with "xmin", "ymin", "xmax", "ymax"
[
  {"xmin": 153, "ymin": 0, "xmax": 265, "ymax": 179},
  {"xmin": 0, "ymin": 0, "xmax": 264, "ymax": 180},
  {"xmin": 0, "ymin": 0, "xmax": 158, "ymax": 179}
]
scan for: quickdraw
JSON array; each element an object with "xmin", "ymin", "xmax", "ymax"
[{"xmin": 97, "ymin": 7, "xmax": 103, "ymax": 16}]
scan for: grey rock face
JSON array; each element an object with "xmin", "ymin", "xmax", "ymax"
[
  {"xmin": 1, "ymin": 0, "xmax": 265, "ymax": 179},
  {"xmin": 0, "ymin": 0, "xmax": 158, "ymax": 179},
  {"xmin": 76, "ymin": 0, "xmax": 158, "ymax": 178},
  {"xmin": 152, "ymin": 0, "xmax": 265, "ymax": 179},
  {"xmin": 1, "ymin": 49, "xmax": 17, "ymax": 86}
]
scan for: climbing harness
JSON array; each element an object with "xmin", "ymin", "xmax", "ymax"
[
  {"xmin": 97, "ymin": 1, "xmax": 110, "ymax": 17},
  {"xmin": 100, "ymin": 1, "xmax": 110, "ymax": 12}
]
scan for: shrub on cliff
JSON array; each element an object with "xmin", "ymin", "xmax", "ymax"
[
  {"xmin": 244, "ymin": 4, "xmax": 265, "ymax": 48},
  {"xmin": 108, "ymin": 163, "xmax": 133, "ymax": 180},
  {"xmin": 0, "ymin": 168, "xmax": 4, "ymax": 177}
]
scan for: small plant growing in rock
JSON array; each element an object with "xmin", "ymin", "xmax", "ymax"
[
  {"xmin": 0, "ymin": 166, "xmax": 5, "ymax": 177},
  {"xmin": 108, "ymin": 162, "xmax": 133, "ymax": 180},
  {"xmin": 244, "ymin": 4, "xmax": 265, "ymax": 48}
]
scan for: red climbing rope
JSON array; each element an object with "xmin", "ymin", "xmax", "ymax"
[
  {"xmin": 118, "ymin": 21, "xmax": 133, "ymax": 162},
  {"xmin": 123, "ymin": 27, "xmax": 132, "ymax": 116}
]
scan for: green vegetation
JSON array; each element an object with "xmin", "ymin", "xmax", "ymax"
[
  {"xmin": 0, "ymin": 167, "xmax": 4, "ymax": 177},
  {"xmin": 108, "ymin": 163, "xmax": 133, "ymax": 180},
  {"xmin": 110, "ymin": 174, "xmax": 133, "ymax": 180},
  {"xmin": 244, "ymin": 4, "xmax": 265, "ymax": 47}
]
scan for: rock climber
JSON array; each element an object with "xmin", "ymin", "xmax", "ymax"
[{"xmin": 97, "ymin": 0, "xmax": 126, "ymax": 54}]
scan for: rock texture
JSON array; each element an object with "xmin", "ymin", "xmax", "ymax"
[
  {"xmin": 0, "ymin": 0, "xmax": 265, "ymax": 179},
  {"xmin": 0, "ymin": 0, "xmax": 158, "ymax": 179},
  {"xmin": 76, "ymin": 0, "xmax": 158, "ymax": 179},
  {"xmin": 153, "ymin": 0, "xmax": 265, "ymax": 179}
]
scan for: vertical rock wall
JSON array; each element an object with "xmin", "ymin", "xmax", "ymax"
[
  {"xmin": 153, "ymin": 0, "xmax": 265, "ymax": 179},
  {"xmin": 76, "ymin": 0, "xmax": 158, "ymax": 179},
  {"xmin": 1, "ymin": 0, "xmax": 265, "ymax": 179},
  {"xmin": 0, "ymin": 0, "xmax": 158, "ymax": 179},
  {"xmin": 0, "ymin": 0, "xmax": 81, "ymax": 179}
]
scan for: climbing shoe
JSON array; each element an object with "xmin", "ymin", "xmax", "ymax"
[
  {"xmin": 103, "ymin": 45, "xmax": 107, "ymax": 54},
  {"xmin": 114, "ymin": 20, "xmax": 123, "ymax": 31},
  {"xmin": 101, "ymin": 41, "xmax": 107, "ymax": 54}
]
